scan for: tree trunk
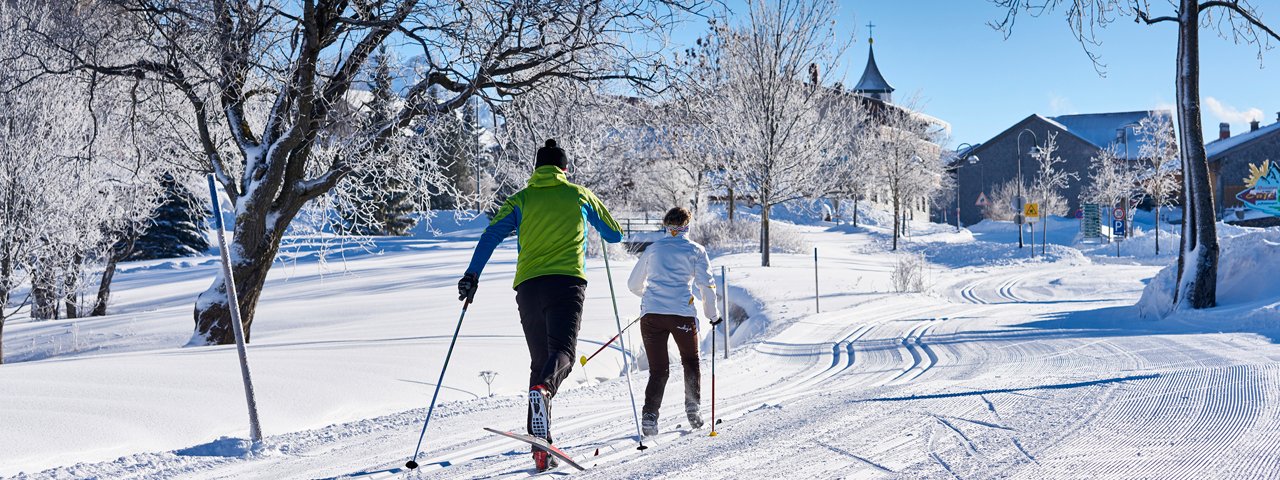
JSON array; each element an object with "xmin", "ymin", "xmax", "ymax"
[
  {"xmin": 63, "ymin": 254, "xmax": 81, "ymax": 319},
  {"xmin": 92, "ymin": 257, "xmax": 119, "ymax": 317},
  {"xmin": 727, "ymin": 185, "xmax": 736, "ymax": 222},
  {"xmin": 31, "ymin": 268, "xmax": 58, "ymax": 320},
  {"xmin": 1155, "ymin": 206, "xmax": 1161, "ymax": 255},
  {"xmin": 92, "ymin": 238, "xmax": 135, "ymax": 317},
  {"xmin": 0, "ymin": 318, "xmax": 4, "ymax": 365},
  {"xmin": 1173, "ymin": 0, "xmax": 1218, "ymax": 309},
  {"xmin": 852, "ymin": 196, "xmax": 859, "ymax": 228},
  {"xmin": 193, "ymin": 210, "xmax": 284, "ymax": 345},
  {"xmin": 760, "ymin": 204, "xmax": 771, "ymax": 267},
  {"xmin": 892, "ymin": 194, "xmax": 900, "ymax": 251}
]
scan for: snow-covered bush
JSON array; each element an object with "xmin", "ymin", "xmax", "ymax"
[
  {"xmin": 984, "ymin": 179, "xmax": 1024, "ymax": 221},
  {"xmin": 690, "ymin": 217, "xmax": 808, "ymax": 255},
  {"xmin": 890, "ymin": 253, "xmax": 927, "ymax": 293},
  {"xmin": 1138, "ymin": 229, "xmax": 1280, "ymax": 319}
]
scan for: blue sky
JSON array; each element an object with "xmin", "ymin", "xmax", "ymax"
[{"xmin": 688, "ymin": 1, "xmax": 1280, "ymax": 146}]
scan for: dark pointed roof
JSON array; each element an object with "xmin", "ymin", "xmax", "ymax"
[{"xmin": 854, "ymin": 40, "xmax": 894, "ymax": 94}]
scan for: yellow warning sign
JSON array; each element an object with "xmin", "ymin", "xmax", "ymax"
[{"xmin": 1023, "ymin": 203, "xmax": 1041, "ymax": 222}]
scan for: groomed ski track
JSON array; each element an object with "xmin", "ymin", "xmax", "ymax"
[{"xmin": 13, "ymin": 228, "xmax": 1280, "ymax": 479}]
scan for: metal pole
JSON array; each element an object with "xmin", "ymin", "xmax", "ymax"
[
  {"xmin": 708, "ymin": 319, "xmax": 718, "ymax": 437},
  {"xmin": 722, "ymin": 267, "xmax": 730, "ymax": 360},
  {"xmin": 813, "ymin": 248, "xmax": 819, "ymax": 313},
  {"xmin": 601, "ymin": 240, "xmax": 647, "ymax": 450},
  {"xmin": 206, "ymin": 174, "xmax": 263, "ymax": 443}
]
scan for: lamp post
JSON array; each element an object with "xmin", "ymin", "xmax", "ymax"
[
  {"xmin": 1016, "ymin": 129, "xmax": 1038, "ymax": 249},
  {"xmin": 953, "ymin": 143, "xmax": 980, "ymax": 232},
  {"xmin": 1116, "ymin": 123, "xmax": 1141, "ymax": 238}
]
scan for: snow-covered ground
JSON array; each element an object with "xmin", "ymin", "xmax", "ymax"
[{"xmin": 4, "ymin": 212, "xmax": 1280, "ymax": 479}]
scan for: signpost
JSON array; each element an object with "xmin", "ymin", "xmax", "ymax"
[
  {"xmin": 1023, "ymin": 203, "xmax": 1040, "ymax": 223},
  {"xmin": 1081, "ymin": 204, "xmax": 1102, "ymax": 242},
  {"xmin": 975, "ymin": 192, "xmax": 990, "ymax": 207},
  {"xmin": 1112, "ymin": 207, "xmax": 1126, "ymax": 257}
]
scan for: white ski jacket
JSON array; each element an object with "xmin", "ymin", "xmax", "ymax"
[{"xmin": 627, "ymin": 231, "xmax": 719, "ymax": 320}]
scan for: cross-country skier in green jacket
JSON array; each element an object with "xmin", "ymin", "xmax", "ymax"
[{"xmin": 458, "ymin": 139, "xmax": 624, "ymax": 472}]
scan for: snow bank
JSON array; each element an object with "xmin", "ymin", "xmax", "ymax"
[{"xmin": 1137, "ymin": 229, "xmax": 1280, "ymax": 327}]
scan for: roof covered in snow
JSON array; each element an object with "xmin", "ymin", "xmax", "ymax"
[
  {"xmin": 1206, "ymin": 121, "xmax": 1280, "ymax": 160},
  {"xmin": 853, "ymin": 42, "xmax": 894, "ymax": 94},
  {"xmin": 1048, "ymin": 110, "xmax": 1171, "ymax": 160}
]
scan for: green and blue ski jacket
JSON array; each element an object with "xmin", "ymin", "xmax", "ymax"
[{"xmin": 465, "ymin": 166, "xmax": 624, "ymax": 288}]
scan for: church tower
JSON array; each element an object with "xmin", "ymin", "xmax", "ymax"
[{"xmin": 853, "ymin": 25, "xmax": 894, "ymax": 103}]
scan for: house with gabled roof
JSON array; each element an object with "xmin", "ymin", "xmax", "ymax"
[{"xmin": 950, "ymin": 110, "xmax": 1173, "ymax": 227}]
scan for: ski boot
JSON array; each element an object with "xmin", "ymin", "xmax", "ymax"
[
  {"xmin": 686, "ymin": 402, "xmax": 705, "ymax": 429},
  {"xmin": 642, "ymin": 412, "xmax": 659, "ymax": 436},
  {"xmin": 529, "ymin": 385, "xmax": 557, "ymax": 472}
]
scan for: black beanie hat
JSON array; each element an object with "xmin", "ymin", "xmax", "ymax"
[{"xmin": 535, "ymin": 139, "xmax": 568, "ymax": 170}]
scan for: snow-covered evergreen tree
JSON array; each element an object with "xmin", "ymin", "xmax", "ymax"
[{"xmin": 129, "ymin": 174, "xmax": 210, "ymax": 260}]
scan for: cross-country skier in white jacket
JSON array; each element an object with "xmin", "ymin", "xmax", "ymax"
[{"xmin": 627, "ymin": 207, "xmax": 720, "ymax": 436}]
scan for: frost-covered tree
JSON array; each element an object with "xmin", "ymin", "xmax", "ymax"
[
  {"xmin": 693, "ymin": 0, "xmax": 858, "ymax": 265},
  {"xmin": 1085, "ymin": 147, "xmax": 1143, "ymax": 230},
  {"xmin": 1137, "ymin": 112, "xmax": 1180, "ymax": 254},
  {"xmin": 496, "ymin": 79, "xmax": 642, "ymax": 207},
  {"xmin": 990, "ymin": 0, "xmax": 1280, "ymax": 309},
  {"xmin": 336, "ymin": 46, "xmax": 418, "ymax": 236},
  {"xmin": 1027, "ymin": 133, "xmax": 1078, "ymax": 253},
  {"xmin": 16, "ymin": 0, "xmax": 702, "ymax": 344},
  {"xmin": 869, "ymin": 99, "xmax": 946, "ymax": 250}
]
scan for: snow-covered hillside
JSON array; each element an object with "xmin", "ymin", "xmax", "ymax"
[{"xmin": 4, "ymin": 217, "xmax": 1280, "ymax": 479}]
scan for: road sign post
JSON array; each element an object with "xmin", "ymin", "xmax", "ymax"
[{"xmin": 1112, "ymin": 207, "xmax": 1126, "ymax": 257}]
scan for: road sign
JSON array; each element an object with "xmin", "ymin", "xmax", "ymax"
[
  {"xmin": 1081, "ymin": 204, "xmax": 1102, "ymax": 240},
  {"xmin": 1113, "ymin": 218, "xmax": 1126, "ymax": 236},
  {"xmin": 975, "ymin": 192, "xmax": 990, "ymax": 207},
  {"xmin": 1023, "ymin": 203, "xmax": 1040, "ymax": 223},
  {"xmin": 1113, "ymin": 207, "xmax": 1125, "ymax": 221}
]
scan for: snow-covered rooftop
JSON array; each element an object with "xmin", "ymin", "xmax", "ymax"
[
  {"xmin": 1206, "ymin": 121, "xmax": 1280, "ymax": 160},
  {"xmin": 1048, "ymin": 110, "xmax": 1171, "ymax": 160}
]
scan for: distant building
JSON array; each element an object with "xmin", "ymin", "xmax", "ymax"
[
  {"xmin": 853, "ymin": 36, "xmax": 894, "ymax": 103},
  {"xmin": 844, "ymin": 32, "xmax": 948, "ymax": 224},
  {"xmin": 1207, "ymin": 113, "xmax": 1280, "ymax": 223},
  {"xmin": 951, "ymin": 110, "xmax": 1173, "ymax": 227}
]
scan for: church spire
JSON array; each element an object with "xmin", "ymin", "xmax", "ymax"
[{"xmin": 854, "ymin": 23, "xmax": 894, "ymax": 103}]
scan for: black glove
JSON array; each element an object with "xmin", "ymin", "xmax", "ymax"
[
  {"xmin": 710, "ymin": 317, "xmax": 724, "ymax": 327},
  {"xmin": 458, "ymin": 272, "xmax": 478, "ymax": 302}
]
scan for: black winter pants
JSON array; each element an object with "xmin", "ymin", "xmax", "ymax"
[{"xmin": 516, "ymin": 274, "xmax": 587, "ymax": 397}]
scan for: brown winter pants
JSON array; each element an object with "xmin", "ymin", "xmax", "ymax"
[{"xmin": 640, "ymin": 313, "xmax": 701, "ymax": 418}]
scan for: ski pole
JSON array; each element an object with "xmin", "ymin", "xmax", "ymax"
[
  {"xmin": 601, "ymin": 240, "xmax": 647, "ymax": 451},
  {"xmin": 579, "ymin": 317, "xmax": 641, "ymax": 366},
  {"xmin": 709, "ymin": 319, "xmax": 718, "ymax": 437},
  {"xmin": 405, "ymin": 298, "xmax": 471, "ymax": 470}
]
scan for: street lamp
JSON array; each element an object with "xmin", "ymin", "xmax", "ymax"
[
  {"xmin": 1016, "ymin": 129, "xmax": 1039, "ymax": 249},
  {"xmin": 953, "ymin": 143, "xmax": 980, "ymax": 232}
]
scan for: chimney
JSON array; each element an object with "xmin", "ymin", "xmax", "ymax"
[
  {"xmin": 1276, "ymin": 111, "xmax": 1279, "ymax": 123},
  {"xmin": 809, "ymin": 63, "xmax": 819, "ymax": 86},
  {"xmin": 1220, "ymin": 122, "xmax": 1231, "ymax": 140},
  {"xmin": 1251, "ymin": 119, "xmax": 1261, "ymax": 132}
]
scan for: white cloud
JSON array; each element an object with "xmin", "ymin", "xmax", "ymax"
[{"xmin": 1204, "ymin": 96, "xmax": 1266, "ymax": 125}]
